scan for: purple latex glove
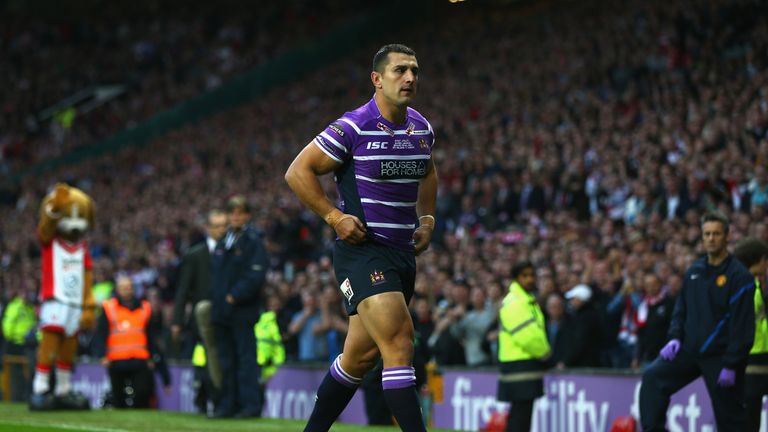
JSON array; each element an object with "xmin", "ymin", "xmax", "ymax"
[
  {"xmin": 717, "ymin": 368, "xmax": 736, "ymax": 387},
  {"xmin": 659, "ymin": 339, "xmax": 681, "ymax": 361}
]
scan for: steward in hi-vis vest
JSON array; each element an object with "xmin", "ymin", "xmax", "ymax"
[
  {"xmin": 94, "ymin": 276, "xmax": 159, "ymax": 409},
  {"xmin": 497, "ymin": 261, "xmax": 550, "ymax": 432},
  {"xmin": 733, "ymin": 237, "xmax": 768, "ymax": 432}
]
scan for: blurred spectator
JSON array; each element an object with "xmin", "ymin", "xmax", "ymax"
[
  {"xmin": 146, "ymin": 286, "xmax": 172, "ymax": 397},
  {"xmin": 255, "ymin": 295, "xmax": 286, "ymax": 415},
  {"xmin": 607, "ymin": 276, "xmax": 644, "ymax": 368},
  {"xmin": 1, "ymin": 288, "xmax": 36, "ymax": 401},
  {"xmin": 314, "ymin": 286, "xmax": 348, "ymax": 362},
  {"xmin": 749, "ymin": 166, "xmax": 768, "ymax": 210},
  {"xmin": 450, "ymin": 286, "xmax": 495, "ymax": 366},
  {"xmin": 288, "ymin": 289, "xmax": 326, "ymax": 362},
  {"xmin": 544, "ymin": 293, "xmax": 567, "ymax": 365},
  {"xmin": 209, "ymin": 196, "xmax": 268, "ymax": 418},
  {"xmin": 428, "ymin": 281, "xmax": 470, "ymax": 366},
  {"xmin": 558, "ymin": 284, "xmax": 601, "ymax": 368},
  {"xmin": 411, "ymin": 297, "xmax": 434, "ymax": 368},
  {"xmin": 172, "ymin": 209, "xmax": 227, "ymax": 389},
  {"xmin": 634, "ymin": 273, "xmax": 675, "ymax": 368}
]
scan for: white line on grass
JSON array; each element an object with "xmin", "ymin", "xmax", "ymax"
[
  {"xmin": 0, "ymin": 419, "xmax": 308, "ymax": 432},
  {"xmin": 0, "ymin": 420, "xmax": 132, "ymax": 432}
]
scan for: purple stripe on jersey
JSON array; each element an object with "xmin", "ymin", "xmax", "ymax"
[
  {"xmin": 321, "ymin": 97, "xmax": 434, "ymax": 251},
  {"xmin": 363, "ymin": 204, "xmax": 416, "ymax": 225},
  {"xmin": 355, "ymin": 181, "xmax": 419, "ymax": 204},
  {"xmin": 314, "ymin": 139, "xmax": 343, "ymax": 163}
]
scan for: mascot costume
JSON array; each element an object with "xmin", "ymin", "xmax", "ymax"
[{"xmin": 29, "ymin": 183, "xmax": 96, "ymax": 410}]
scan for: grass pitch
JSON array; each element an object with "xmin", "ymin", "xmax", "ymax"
[{"xmin": 0, "ymin": 403, "xmax": 456, "ymax": 431}]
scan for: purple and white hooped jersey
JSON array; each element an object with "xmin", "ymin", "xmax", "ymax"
[{"xmin": 314, "ymin": 97, "xmax": 435, "ymax": 251}]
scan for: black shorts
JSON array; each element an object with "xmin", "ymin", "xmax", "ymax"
[{"xmin": 333, "ymin": 240, "xmax": 416, "ymax": 315}]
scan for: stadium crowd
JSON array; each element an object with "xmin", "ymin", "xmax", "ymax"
[
  {"xmin": 0, "ymin": 0, "xmax": 373, "ymax": 178},
  {"xmin": 2, "ymin": 0, "xmax": 768, "ymax": 399}
]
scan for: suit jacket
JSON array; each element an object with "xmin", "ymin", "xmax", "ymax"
[
  {"xmin": 211, "ymin": 225, "xmax": 269, "ymax": 325},
  {"xmin": 559, "ymin": 302, "xmax": 602, "ymax": 368},
  {"xmin": 172, "ymin": 241, "xmax": 212, "ymax": 327}
]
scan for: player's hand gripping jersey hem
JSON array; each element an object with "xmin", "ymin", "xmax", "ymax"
[{"xmin": 314, "ymin": 97, "xmax": 435, "ymax": 251}]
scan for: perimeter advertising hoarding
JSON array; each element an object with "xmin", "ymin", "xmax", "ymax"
[
  {"xmin": 435, "ymin": 371, "xmax": 725, "ymax": 432},
  {"xmin": 72, "ymin": 364, "xmax": 766, "ymax": 431}
]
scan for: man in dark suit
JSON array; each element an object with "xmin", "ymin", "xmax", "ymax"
[
  {"xmin": 172, "ymin": 209, "xmax": 227, "ymax": 390},
  {"xmin": 210, "ymin": 195, "xmax": 269, "ymax": 418}
]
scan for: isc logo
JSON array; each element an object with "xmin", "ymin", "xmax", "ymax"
[{"xmin": 366, "ymin": 141, "xmax": 388, "ymax": 149}]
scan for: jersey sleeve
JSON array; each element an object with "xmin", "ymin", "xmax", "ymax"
[
  {"xmin": 313, "ymin": 118, "xmax": 355, "ymax": 163},
  {"xmin": 425, "ymin": 119, "xmax": 436, "ymax": 149}
]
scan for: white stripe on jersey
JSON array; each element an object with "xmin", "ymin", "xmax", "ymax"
[
  {"xmin": 367, "ymin": 222, "xmax": 416, "ymax": 229},
  {"xmin": 357, "ymin": 130, "xmax": 430, "ymax": 136},
  {"xmin": 338, "ymin": 118, "xmax": 431, "ymax": 136},
  {"xmin": 338, "ymin": 118, "xmax": 362, "ymax": 134},
  {"xmin": 355, "ymin": 174, "xmax": 419, "ymax": 184},
  {"xmin": 319, "ymin": 132, "xmax": 347, "ymax": 153},
  {"xmin": 354, "ymin": 154, "xmax": 430, "ymax": 161},
  {"xmin": 425, "ymin": 119, "xmax": 436, "ymax": 146},
  {"xmin": 360, "ymin": 198, "xmax": 417, "ymax": 207},
  {"xmin": 313, "ymin": 139, "xmax": 343, "ymax": 163}
]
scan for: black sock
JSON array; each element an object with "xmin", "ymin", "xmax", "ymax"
[
  {"xmin": 382, "ymin": 366, "xmax": 425, "ymax": 432},
  {"xmin": 304, "ymin": 356, "xmax": 360, "ymax": 432}
]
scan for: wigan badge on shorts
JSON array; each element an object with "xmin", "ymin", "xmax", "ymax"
[
  {"xmin": 370, "ymin": 270, "xmax": 386, "ymax": 286},
  {"xmin": 340, "ymin": 278, "xmax": 354, "ymax": 301}
]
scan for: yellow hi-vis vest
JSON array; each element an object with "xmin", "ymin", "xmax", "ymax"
[
  {"xmin": 255, "ymin": 311, "xmax": 285, "ymax": 382},
  {"xmin": 192, "ymin": 343, "xmax": 207, "ymax": 367},
  {"xmin": 750, "ymin": 279, "xmax": 767, "ymax": 355},
  {"xmin": 1, "ymin": 297, "xmax": 36, "ymax": 345},
  {"xmin": 498, "ymin": 281, "xmax": 550, "ymax": 362}
]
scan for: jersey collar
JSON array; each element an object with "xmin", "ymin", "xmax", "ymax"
[{"xmin": 367, "ymin": 95, "xmax": 410, "ymax": 128}]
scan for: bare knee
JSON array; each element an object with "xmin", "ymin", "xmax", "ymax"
[
  {"xmin": 379, "ymin": 332, "xmax": 415, "ymax": 367},
  {"xmin": 355, "ymin": 349, "xmax": 381, "ymax": 374},
  {"xmin": 342, "ymin": 347, "xmax": 380, "ymax": 377}
]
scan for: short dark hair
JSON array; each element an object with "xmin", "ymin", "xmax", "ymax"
[
  {"xmin": 511, "ymin": 261, "xmax": 535, "ymax": 279},
  {"xmin": 733, "ymin": 237, "xmax": 768, "ymax": 268},
  {"xmin": 372, "ymin": 44, "xmax": 416, "ymax": 73},
  {"xmin": 226, "ymin": 195, "xmax": 250, "ymax": 213},
  {"xmin": 700, "ymin": 210, "xmax": 729, "ymax": 233}
]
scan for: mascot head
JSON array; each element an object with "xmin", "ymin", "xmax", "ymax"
[{"xmin": 41, "ymin": 183, "xmax": 95, "ymax": 242}]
